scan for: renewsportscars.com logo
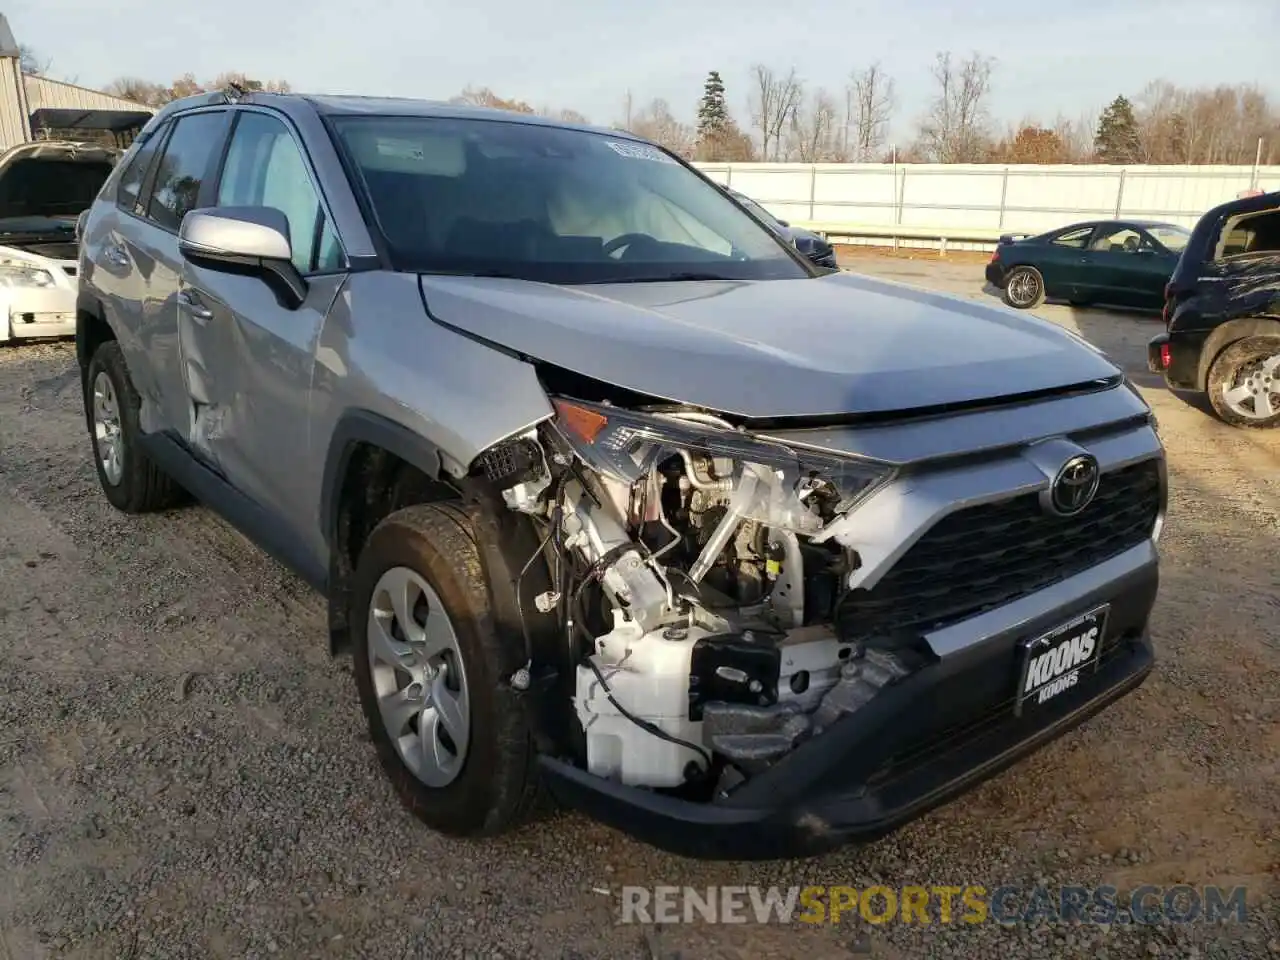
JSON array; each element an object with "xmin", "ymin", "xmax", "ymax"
[{"xmin": 619, "ymin": 884, "xmax": 1250, "ymax": 926}]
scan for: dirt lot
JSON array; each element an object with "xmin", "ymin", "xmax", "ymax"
[{"xmin": 1, "ymin": 256, "xmax": 1277, "ymax": 960}]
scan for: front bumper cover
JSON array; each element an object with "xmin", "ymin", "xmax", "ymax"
[{"xmin": 540, "ymin": 554, "xmax": 1158, "ymax": 861}]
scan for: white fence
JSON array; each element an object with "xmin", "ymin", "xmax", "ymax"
[{"xmin": 695, "ymin": 162, "xmax": 1280, "ymax": 250}]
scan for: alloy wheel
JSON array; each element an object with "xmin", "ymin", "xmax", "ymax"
[
  {"xmin": 366, "ymin": 566, "xmax": 471, "ymax": 788},
  {"xmin": 1008, "ymin": 270, "xmax": 1041, "ymax": 307},
  {"xmin": 1220, "ymin": 352, "xmax": 1280, "ymax": 421},
  {"xmin": 92, "ymin": 370, "xmax": 124, "ymax": 486}
]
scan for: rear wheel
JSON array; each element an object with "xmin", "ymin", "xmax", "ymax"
[
  {"xmin": 1207, "ymin": 335, "xmax": 1280, "ymax": 428},
  {"xmin": 84, "ymin": 341, "xmax": 185, "ymax": 512},
  {"xmin": 1003, "ymin": 266, "xmax": 1045, "ymax": 309},
  {"xmin": 351, "ymin": 502, "xmax": 542, "ymax": 837}
]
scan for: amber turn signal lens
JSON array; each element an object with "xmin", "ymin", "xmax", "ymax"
[{"xmin": 552, "ymin": 399, "xmax": 609, "ymax": 443}]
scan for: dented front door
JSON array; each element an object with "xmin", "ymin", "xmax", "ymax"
[
  {"xmin": 175, "ymin": 106, "xmax": 348, "ymax": 529},
  {"xmin": 176, "ymin": 262, "xmax": 339, "ymax": 522}
]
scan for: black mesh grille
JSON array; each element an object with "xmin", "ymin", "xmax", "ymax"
[{"xmin": 835, "ymin": 459, "xmax": 1162, "ymax": 646}]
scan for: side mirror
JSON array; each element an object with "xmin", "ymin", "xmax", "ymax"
[
  {"xmin": 179, "ymin": 207, "xmax": 307, "ymax": 309},
  {"xmin": 776, "ymin": 219, "xmax": 790, "ymax": 228}
]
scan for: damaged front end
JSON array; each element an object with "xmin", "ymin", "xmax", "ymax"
[{"xmin": 478, "ymin": 396, "xmax": 916, "ymax": 799}]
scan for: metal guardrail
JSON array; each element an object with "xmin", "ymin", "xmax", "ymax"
[{"xmin": 789, "ymin": 221, "xmax": 1010, "ymax": 255}]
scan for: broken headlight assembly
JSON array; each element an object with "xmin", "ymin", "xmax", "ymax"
[
  {"xmin": 509, "ymin": 398, "xmax": 900, "ymax": 790},
  {"xmin": 550, "ymin": 397, "xmax": 894, "ymax": 544}
]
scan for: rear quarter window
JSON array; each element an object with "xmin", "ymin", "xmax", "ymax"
[{"xmin": 1215, "ymin": 209, "xmax": 1280, "ymax": 261}]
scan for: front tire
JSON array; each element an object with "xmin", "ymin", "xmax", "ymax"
[
  {"xmin": 1206, "ymin": 335, "xmax": 1280, "ymax": 428},
  {"xmin": 1003, "ymin": 266, "xmax": 1046, "ymax": 309},
  {"xmin": 84, "ymin": 341, "xmax": 184, "ymax": 513},
  {"xmin": 351, "ymin": 502, "xmax": 541, "ymax": 837}
]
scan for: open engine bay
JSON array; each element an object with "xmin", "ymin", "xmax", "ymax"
[{"xmin": 478, "ymin": 396, "xmax": 917, "ymax": 797}]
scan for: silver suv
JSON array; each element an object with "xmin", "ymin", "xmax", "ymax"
[{"xmin": 76, "ymin": 89, "xmax": 1166, "ymax": 860}]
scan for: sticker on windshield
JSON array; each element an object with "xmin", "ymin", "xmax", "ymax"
[
  {"xmin": 374, "ymin": 138, "xmax": 426, "ymax": 161},
  {"xmin": 604, "ymin": 140, "xmax": 677, "ymax": 163}
]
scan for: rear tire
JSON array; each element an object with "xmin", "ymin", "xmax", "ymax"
[
  {"xmin": 84, "ymin": 341, "xmax": 185, "ymax": 513},
  {"xmin": 351, "ymin": 502, "xmax": 542, "ymax": 837},
  {"xmin": 1206, "ymin": 335, "xmax": 1280, "ymax": 429},
  {"xmin": 1003, "ymin": 266, "xmax": 1046, "ymax": 309}
]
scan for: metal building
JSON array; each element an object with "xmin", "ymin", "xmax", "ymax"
[{"xmin": 0, "ymin": 13, "xmax": 154, "ymax": 151}]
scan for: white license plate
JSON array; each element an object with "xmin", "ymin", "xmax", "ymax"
[{"xmin": 1015, "ymin": 605, "xmax": 1109, "ymax": 716}]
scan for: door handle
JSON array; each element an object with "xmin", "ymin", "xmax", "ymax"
[{"xmin": 176, "ymin": 289, "xmax": 214, "ymax": 321}]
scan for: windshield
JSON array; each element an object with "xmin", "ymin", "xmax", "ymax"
[
  {"xmin": 1148, "ymin": 225, "xmax": 1191, "ymax": 252},
  {"xmin": 730, "ymin": 192, "xmax": 783, "ymax": 229},
  {"xmin": 331, "ymin": 116, "xmax": 809, "ymax": 283}
]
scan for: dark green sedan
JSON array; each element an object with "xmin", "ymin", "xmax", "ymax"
[{"xmin": 985, "ymin": 219, "xmax": 1191, "ymax": 310}]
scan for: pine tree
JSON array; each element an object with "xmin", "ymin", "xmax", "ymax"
[
  {"xmin": 1094, "ymin": 95, "xmax": 1141, "ymax": 163},
  {"xmin": 697, "ymin": 71, "xmax": 729, "ymax": 141}
]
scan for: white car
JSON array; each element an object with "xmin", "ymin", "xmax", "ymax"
[{"xmin": 0, "ymin": 141, "xmax": 118, "ymax": 344}]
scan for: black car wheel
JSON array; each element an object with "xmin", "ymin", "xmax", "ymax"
[
  {"xmin": 351, "ymin": 502, "xmax": 544, "ymax": 837},
  {"xmin": 84, "ymin": 341, "xmax": 186, "ymax": 513},
  {"xmin": 1206, "ymin": 335, "xmax": 1280, "ymax": 428},
  {"xmin": 1003, "ymin": 266, "xmax": 1045, "ymax": 309}
]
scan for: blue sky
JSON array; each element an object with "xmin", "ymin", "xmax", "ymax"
[{"xmin": 9, "ymin": 0, "xmax": 1280, "ymax": 142}]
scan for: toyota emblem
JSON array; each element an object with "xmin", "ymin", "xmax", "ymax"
[{"xmin": 1048, "ymin": 454, "xmax": 1101, "ymax": 516}]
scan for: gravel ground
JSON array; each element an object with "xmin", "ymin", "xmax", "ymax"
[{"xmin": 1, "ymin": 258, "xmax": 1277, "ymax": 960}]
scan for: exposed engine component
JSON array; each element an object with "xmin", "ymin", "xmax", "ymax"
[{"xmin": 485, "ymin": 397, "xmax": 907, "ymax": 791}]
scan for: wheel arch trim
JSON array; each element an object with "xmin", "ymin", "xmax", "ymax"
[
  {"xmin": 1197, "ymin": 314, "xmax": 1280, "ymax": 391},
  {"xmin": 75, "ymin": 291, "xmax": 115, "ymax": 370},
  {"xmin": 319, "ymin": 407, "xmax": 446, "ymax": 553}
]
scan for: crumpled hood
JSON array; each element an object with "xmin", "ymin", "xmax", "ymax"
[{"xmin": 417, "ymin": 270, "xmax": 1119, "ymax": 419}]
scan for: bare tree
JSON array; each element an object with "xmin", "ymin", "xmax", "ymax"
[
  {"xmin": 788, "ymin": 88, "xmax": 843, "ymax": 161},
  {"xmin": 451, "ymin": 86, "xmax": 535, "ymax": 113},
  {"xmin": 848, "ymin": 64, "xmax": 895, "ymax": 161},
  {"xmin": 1128, "ymin": 80, "xmax": 1277, "ymax": 164},
  {"xmin": 18, "ymin": 44, "xmax": 49, "ymax": 76},
  {"xmin": 750, "ymin": 65, "xmax": 803, "ymax": 161},
  {"xmin": 1055, "ymin": 112, "xmax": 1096, "ymax": 161},
  {"xmin": 915, "ymin": 51, "xmax": 995, "ymax": 162},
  {"xmin": 624, "ymin": 98, "xmax": 695, "ymax": 157},
  {"xmin": 104, "ymin": 77, "xmax": 166, "ymax": 106}
]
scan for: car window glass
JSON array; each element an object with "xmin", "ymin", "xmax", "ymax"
[
  {"xmin": 217, "ymin": 112, "xmax": 345, "ymax": 273},
  {"xmin": 1146, "ymin": 225, "xmax": 1190, "ymax": 253},
  {"xmin": 147, "ymin": 112, "xmax": 227, "ymax": 231},
  {"xmin": 1090, "ymin": 226, "xmax": 1142, "ymax": 253},
  {"xmin": 331, "ymin": 115, "xmax": 806, "ymax": 284},
  {"xmin": 1217, "ymin": 210, "xmax": 1280, "ymax": 260},
  {"xmin": 116, "ymin": 126, "xmax": 165, "ymax": 213},
  {"xmin": 1051, "ymin": 227, "xmax": 1092, "ymax": 249},
  {"xmin": 315, "ymin": 219, "xmax": 344, "ymax": 271}
]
